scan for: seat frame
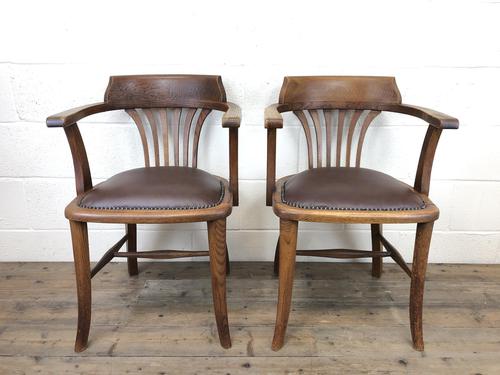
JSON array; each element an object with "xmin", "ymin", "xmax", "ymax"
[
  {"xmin": 47, "ymin": 75, "xmax": 241, "ymax": 352},
  {"xmin": 265, "ymin": 76, "xmax": 458, "ymax": 351}
]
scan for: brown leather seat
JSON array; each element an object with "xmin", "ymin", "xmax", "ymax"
[
  {"xmin": 282, "ymin": 167, "xmax": 425, "ymax": 211},
  {"xmin": 78, "ymin": 167, "xmax": 224, "ymax": 210}
]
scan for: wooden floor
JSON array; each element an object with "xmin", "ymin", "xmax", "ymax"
[{"xmin": 1, "ymin": 262, "xmax": 499, "ymax": 374}]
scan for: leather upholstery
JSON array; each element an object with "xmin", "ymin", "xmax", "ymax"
[
  {"xmin": 282, "ymin": 167, "xmax": 425, "ymax": 211},
  {"xmin": 78, "ymin": 167, "xmax": 224, "ymax": 210}
]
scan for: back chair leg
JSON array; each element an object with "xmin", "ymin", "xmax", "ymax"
[
  {"xmin": 371, "ymin": 224, "xmax": 383, "ymax": 278},
  {"xmin": 207, "ymin": 219, "xmax": 231, "ymax": 349},
  {"xmin": 273, "ymin": 238, "xmax": 280, "ymax": 276},
  {"xmin": 127, "ymin": 224, "xmax": 139, "ymax": 276},
  {"xmin": 69, "ymin": 220, "xmax": 92, "ymax": 353},
  {"xmin": 272, "ymin": 219, "xmax": 298, "ymax": 351},
  {"xmin": 410, "ymin": 221, "xmax": 434, "ymax": 351}
]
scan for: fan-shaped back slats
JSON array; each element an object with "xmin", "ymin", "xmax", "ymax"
[
  {"xmin": 356, "ymin": 110, "xmax": 380, "ymax": 167},
  {"xmin": 336, "ymin": 110, "xmax": 346, "ymax": 167},
  {"xmin": 294, "ymin": 108, "xmax": 380, "ymax": 168},
  {"xmin": 126, "ymin": 109, "xmax": 150, "ymax": 167},
  {"xmin": 127, "ymin": 107, "xmax": 212, "ymax": 168},
  {"xmin": 294, "ymin": 110, "xmax": 313, "ymax": 169},
  {"xmin": 172, "ymin": 108, "xmax": 182, "ymax": 166},
  {"xmin": 183, "ymin": 108, "xmax": 197, "ymax": 167},
  {"xmin": 310, "ymin": 110, "xmax": 323, "ymax": 168},
  {"xmin": 345, "ymin": 110, "xmax": 363, "ymax": 167},
  {"xmin": 159, "ymin": 109, "xmax": 169, "ymax": 166},
  {"xmin": 324, "ymin": 110, "xmax": 333, "ymax": 167},
  {"xmin": 143, "ymin": 109, "xmax": 160, "ymax": 166},
  {"xmin": 192, "ymin": 109, "xmax": 212, "ymax": 168}
]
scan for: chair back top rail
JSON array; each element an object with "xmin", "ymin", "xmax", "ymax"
[
  {"xmin": 279, "ymin": 76, "xmax": 402, "ymax": 107},
  {"xmin": 105, "ymin": 74, "xmax": 228, "ymax": 110}
]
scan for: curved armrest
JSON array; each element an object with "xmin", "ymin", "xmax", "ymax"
[
  {"xmin": 46, "ymin": 102, "xmax": 115, "ymax": 128},
  {"xmin": 388, "ymin": 104, "xmax": 458, "ymax": 129},
  {"xmin": 222, "ymin": 102, "xmax": 241, "ymax": 128},
  {"xmin": 264, "ymin": 104, "xmax": 283, "ymax": 129}
]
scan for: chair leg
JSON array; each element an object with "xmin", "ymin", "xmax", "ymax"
[
  {"xmin": 273, "ymin": 238, "xmax": 280, "ymax": 276},
  {"xmin": 225, "ymin": 242, "xmax": 230, "ymax": 276},
  {"xmin": 69, "ymin": 220, "xmax": 91, "ymax": 353},
  {"xmin": 272, "ymin": 219, "xmax": 298, "ymax": 351},
  {"xmin": 207, "ymin": 219, "xmax": 231, "ymax": 349},
  {"xmin": 410, "ymin": 221, "xmax": 434, "ymax": 351},
  {"xmin": 371, "ymin": 224, "xmax": 383, "ymax": 278},
  {"xmin": 127, "ymin": 224, "xmax": 138, "ymax": 276}
]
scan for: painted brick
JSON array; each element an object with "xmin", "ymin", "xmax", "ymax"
[
  {"xmin": 449, "ymin": 182, "xmax": 500, "ymax": 231},
  {"xmin": 1, "ymin": 0, "xmax": 500, "ymax": 262},
  {"xmin": 0, "ymin": 65, "xmax": 18, "ymax": 121},
  {"xmin": 0, "ymin": 180, "xmax": 29, "ymax": 229}
]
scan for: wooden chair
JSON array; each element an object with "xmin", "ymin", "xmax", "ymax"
[
  {"xmin": 265, "ymin": 76, "xmax": 458, "ymax": 351},
  {"xmin": 46, "ymin": 75, "xmax": 240, "ymax": 352}
]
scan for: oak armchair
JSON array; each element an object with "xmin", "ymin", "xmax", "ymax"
[
  {"xmin": 265, "ymin": 76, "xmax": 458, "ymax": 351},
  {"xmin": 47, "ymin": 75, "xmax": 240, "ymax": 352}
]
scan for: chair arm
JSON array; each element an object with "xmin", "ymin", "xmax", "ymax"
[
  {"xmin": 265, "ymin": 104, "xmax": 284, "ymax": 129},
  {"xmin": 388, "ymin": 104, "xmax": 459, "ymax": 130},
  {"xmin": 222, "ymin": 102, "xmax": 241, "ymax": 128},
  {"xmin": 46, "ymin": 103, "xmax": 111, "ymax": 194},
  {"xmin": 46, "ymin": 102, "xmax": 115, "ymax": 128}
]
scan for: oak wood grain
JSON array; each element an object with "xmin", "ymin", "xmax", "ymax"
[
  {"xmin": 272, "ymin": 219, "xmax": 298, "ymax": 351},
  {"xmin": 208, "ymin": 219, "xmax": 231, "ymax": 348},
  {"xmin": 69, "ymin": 221, "xmax": 91, "ymax": 353}
]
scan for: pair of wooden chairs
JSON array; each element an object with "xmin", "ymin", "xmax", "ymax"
[{"xmin": 46, "ymin": 75, "xmax": 458, "ymax": 353}]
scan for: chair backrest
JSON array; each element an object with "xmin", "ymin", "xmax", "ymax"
[
  {"xmin": 104, "ymin": 75, "xmax": 228, "ymax": 168},
  {"xmin": 278, "ymin": 76, "xmax": 402, "ymax": 168}
]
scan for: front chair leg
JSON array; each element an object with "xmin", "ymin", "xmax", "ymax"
[
  {"xmin": 69, "ymin": 220, "xmax": 91, "ymax": 353},
  {"xmin": 272, "ymin": 219, "xmax": 298, "ymax": 351},
  {"xmin": 207, "ymin": 219, "xmax": 231, "ymax": 349},
  {"xmin": 410, "ymin": 221, "xmax": 434, "ymax": 351},
  {"xmin": 127, "ymin": 224, "xmax": 138, "ymax": 276}
]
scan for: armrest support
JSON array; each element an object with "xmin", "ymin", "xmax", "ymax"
[
  {"xmin": 46, "ymin": 102, "xmax": 115, "ymax": 127},
  {"xmin": 222, "ymin": 102, "xmax": 241, "ymax": 128},
  {"xmin": 229, "ymin": 128, "xmax": 239, "ymax": 206},
  {"xmin": 389, "ymin": 104, "xmax": 458, "ymax": 130},
  {"xmin": 64, "ymin": 124, "xmax": 93, "ymax": 195},
  {"xmin": 222, "ymin": 103, "xmax": 240, "ymax": 205},
  {"xmin": 265, "ymin": 104, "xmax": 284, "ymax": 129},
  {"xmin": 414, "ymin": 126, "xmax": 442, "ymax": 195},
  {"xmin": 266, "ymin": 128, "xmax": 277, "ymax": 206},
  {"xmin": 265, "ymin": 104, "xmax": 284, "ymax": 205}
]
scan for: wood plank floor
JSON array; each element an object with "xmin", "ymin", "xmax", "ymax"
[{"xmin": 1, "ymin": 262, "xmax": 499, "ymax": 374}]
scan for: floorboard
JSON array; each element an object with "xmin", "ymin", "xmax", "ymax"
[{"xmin": 0, "ymin": 262, "xmax": 499, "ymax": 374}]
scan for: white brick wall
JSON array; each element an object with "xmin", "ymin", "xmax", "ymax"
[{"xmin": 0, "ymin": 0, "xmax": 499, "ymax": 263}]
